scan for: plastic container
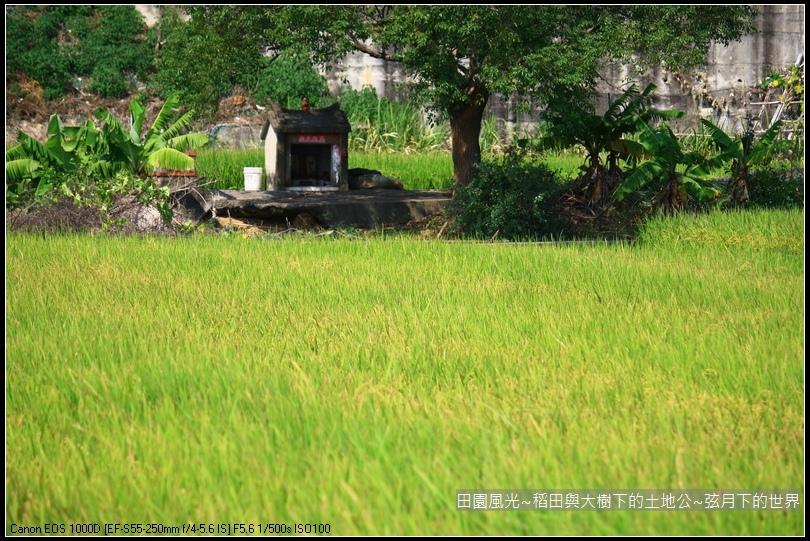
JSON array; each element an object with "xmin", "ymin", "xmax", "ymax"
[{"xmin": 243, "ymin": 167, "xmax": 264, "ymax": 191}]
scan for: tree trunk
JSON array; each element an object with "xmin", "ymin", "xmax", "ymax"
[
  {"xmin": 656, "ymin": 176, "xmax": 684, "ymax": 214},
  {"xmin": 729, "ymin": 172, "xmax": 750, "ymax": 205},
  {"xmin": 449, "ymin": 97, "xmax": 488, "ymax": 186}
]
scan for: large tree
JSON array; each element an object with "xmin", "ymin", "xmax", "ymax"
[
  {"xmin": 173, "ymin": 5, "xmax": 758, "ymax": 185},
  {"xmin": 151, "ymin": 6, "xmax": 283, "ymax": 119}
]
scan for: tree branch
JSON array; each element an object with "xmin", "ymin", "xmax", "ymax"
[{"xmin": 351, "ymin": 38, "xmax": 396, "ymax": 62}]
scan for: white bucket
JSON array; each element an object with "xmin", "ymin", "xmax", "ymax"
[{"xmin": 243, "ymin": 167, "xmax": 263, "ymax": 191}]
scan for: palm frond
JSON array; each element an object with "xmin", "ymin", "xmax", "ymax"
[
  {"xmin": 94, "ymin": 107, "xmax": 130, "ymax": 142},
  {"xmin": 681, "ymin": 176, "xmax": 721, "ymax": 202},
  {"xmin": 87, "ymin": 159, "xmax": 119, "ymax": 180},
  {"xmin": 603, "ymin": 84, "xmax": 640, "ymax": 124},
  {"xmin": 61, "ymin": 120, "xmax": 101, "ymax": 154},
  {"xmin": 607, "ymin": 138, "xmax": 650, "ymax": 160},
  {"xmin": 34, "ymin": 175, "xmax": 54, "ymax": 198},
  {"xmin": 46, "ymin": 114, "xmax": 65, "ymax": 138},
  {"xmin": 159, "ymin": 110, "xmax": 199, "ymax": 141},
  {"xmin": 748, "ymin": 120, "xmax": 788, "ymax": 164},
  {"xmin": 757, "ymin": 119, "xmax": 784, "ymax": 147},
  {"xmin": 6, "ymin": 143, "xmax": 26, "ymax": 161},
  {"xmin": 644, "ymin": 109, "xmax": 687, "ymax": 124},
  {"xmin": 15, "ymin": 131, "xmax": 62, "ymax": 169},
  {"xmin": 701, "ymin": 119, "xmax": 739, "ymax": 156},
  {"xmin": 130, "ymin": 98, "xmax": 147, "ymax": 140}
]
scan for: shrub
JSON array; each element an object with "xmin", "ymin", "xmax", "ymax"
[
  {"xmin": 6, "ymin": 162, "xmax": 172, "ymax": 233},
  {"xmin": 449, "ymin": 155, "xmax": 568, "ymax": 241},
  {"xmin": 89, "ymin": 65, "xmax": 131, "ymax": 98},
  {"xmin": 6, "ymin": 6, "xmax": 75, "ymax": 100},
  {"xmin": 746, "ymin": 169, "xmax": 804, "ymax": 209},
  {"xmin": 5, "ymin": 5, "xmax": 151, "ymax": 101},
  {"xmin": 248, "ymin": 51, "xmax": 333, "ymax": 109},
  {"xmin": 339, "ymin": 86, "xmax": 382, "ymax": 125}
]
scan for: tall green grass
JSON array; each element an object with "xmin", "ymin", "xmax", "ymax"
[
  {"xmin": 195, "ymin": 148, "xmax": 264, "ymax": 190},
  {"xmin": 197, "ymin": 149, "xmax": 582, "ymax": 191},
  {"xmin": 349, "ymin": 99, "xmax": 450, "ymax": 154},
  {"xmin": 6, "ymin": 209, "xmax": 803, "ymax": 535},
  {"xmin": 349, "ymin": 152, "xmax": 454, "ymax": 190}
]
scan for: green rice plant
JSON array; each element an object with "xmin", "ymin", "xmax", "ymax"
[
  {"xmin": 349, "ymin": 98, "xmax": 450, "ymax": 154},
  {"xmin": 195, "ymin": 148, "xmax": 264, "ymax": 189},
  {"xmin": 636, "ymin": 206, "xmax": 803, "ymax": 253},
  {"xmin": 533, "ymin": 149, "xmax": 586, "ymax": 180},
  {"xmin": 6, "ymin": 209, "xmax": 803, "ymax": 535},
  {"xmin": 349, "ymin": 151, "xmax": 454, "ymax": 190},
  {"xmin": 197, "ymin": 148, "xmax": 596, "ymax": 192}
]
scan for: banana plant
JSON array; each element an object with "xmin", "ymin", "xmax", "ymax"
[
  {"xmin": 6, "ymin": 114, "xmax": 105, "ymax": 177},
  {"xmin": 5, "ymin": 113, "xmax": 113, "ymax": 204},
  {"xmin": 613, "ymin": 122, "xmax": 724, "ymax": 213},
  {"xmin": 524, "ymin": 83, "xmax": 686, "ymax": 208},
  {"xmin": 6, "ymin": 93, "xmax": 210, "ymax": 210},
  {"xmin": 93, "ymin": 91, "xmax": 210, "ymax": 177},
  {"xmin": 5, "ymin": 139, "xmax": 51, "ymax": 202},
  {"xmin": 6, "ymin": 93, "xmax": 209, "ymax": 183},
  {"xmin": 700, "ymin": 117, "xmax": 788, "ymax": 205}
]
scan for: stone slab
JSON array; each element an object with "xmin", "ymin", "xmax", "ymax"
[{"xmin": 197, "ymin": 189, "xmax": 453, "ymax": 228}]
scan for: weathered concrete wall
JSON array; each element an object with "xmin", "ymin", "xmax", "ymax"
[
  {"xmin": 325, "ymin": 52, "xmax": 410, "ymax": 102},
  {"xmin": 596, "ymin": 4, "xmax": 805, "ymax": 133}
]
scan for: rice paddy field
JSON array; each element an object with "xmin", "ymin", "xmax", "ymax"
[{"xmin": 5, "ymin": 207, "xmax": 804, "ymax": 536}]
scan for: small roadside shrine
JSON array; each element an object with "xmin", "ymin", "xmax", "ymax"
[{"xmin": 260, "ymin": 99, "xmax": 352, "ymax": 191}]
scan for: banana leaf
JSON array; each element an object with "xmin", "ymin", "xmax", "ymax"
[
  {"xmin": 5, "ymin": 158, "xmax": 41, "ymax": 182},
  {"xmin": 681, "ymin": 176, "xmax": 721, "ymax": 202},
  {"xmin": 35, "ymin": 175, "xmax": 54, "ymax": 198},
  {"xmin": 168, "ymin": 133, "xmax": 210, "ymax": 152},
  {"xmin": 614, "ymin": 160, "xmax": 665, "ymax": 201},
  {"xmin": 146, "ymin": 148, "xmax": 197, "ymax": 171}
]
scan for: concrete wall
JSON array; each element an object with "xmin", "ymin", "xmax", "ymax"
[
  {"xmin": 325, "ymin": 52, "xmax": 410, "ymax": 102},
  {"xmin": 595, "ymin": 4, "xmax": 805, "ymax": 133}
]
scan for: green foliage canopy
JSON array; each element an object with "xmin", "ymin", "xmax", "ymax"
[
  {"xmin": 151, "ymin": 6, "xmax": 336, "ymax": 118},
  {"xmin": 269, "ymin": 6, "xmax": 757, "ymax": 115},
  {"xmin": 249, "ymin": 51, "xmax": 334, "ymax": 110}
]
